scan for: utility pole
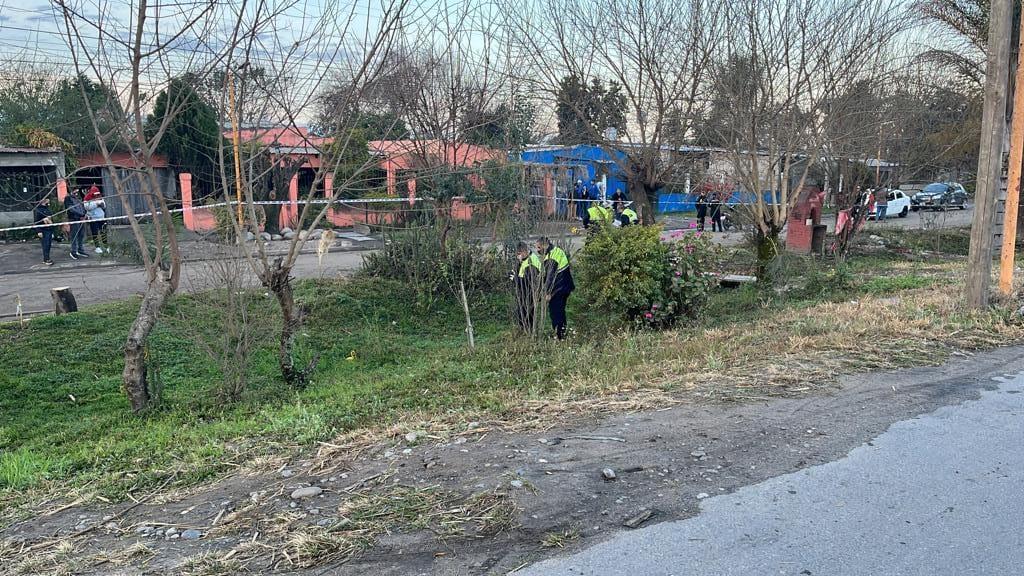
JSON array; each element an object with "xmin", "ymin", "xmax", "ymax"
[
  {"xmin": 227, "ymin": 71, "xmax": 244, "ymax": 230},
  {"xmin": 966, "ymin": 0, "xmax": 1014, "ymax": 309},
  {"xmin": 999, "ymin": 7, "xmax": 1024, "ymax": 296}
]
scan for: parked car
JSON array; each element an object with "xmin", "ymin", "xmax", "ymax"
[
  {"xmin": 869, "ymin": 188, "xmax": 912, "ymax": 219},
  {"xmin": 911, "ymin": 182, "xmax": 968, "ymax": 211},
  {"xmin": 898, "ymin": 181, "xmax": 928, "ymax": 197}
]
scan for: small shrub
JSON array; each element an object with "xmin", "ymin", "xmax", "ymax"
[
  {"xmin": 799, "ymin": 264, "xmax": 855, "ymax": 299},
  {"xmin": 575, "ymin": 225, "xmax": 720, "ymax": 329},
  {"xmin": 361, "ymin": 226, "xmax": 507, "ymax": 309}
]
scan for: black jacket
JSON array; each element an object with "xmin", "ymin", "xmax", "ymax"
[
  {"xmin": 64, "ymin": 195, "xmax": 86, "ymax": 221},
  {"xmin": 33, "ymin": 203, "xmax": 53, "ymax": 226}
]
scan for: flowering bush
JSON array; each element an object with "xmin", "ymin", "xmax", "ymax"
[{"xmin": 576, "ymin": 225, "xmax": 721, "ymax": 330}]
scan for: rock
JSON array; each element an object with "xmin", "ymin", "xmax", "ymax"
[
  {"xmin": 308, "ymin": 229, "xmax": 323, "ymax": 240},
  {"xmin": 165, "ymin": 527, "xmax": 179, "ymax": 537},
  {"xmin": 169, "ymin": 533, "xmax": 180, "ymax": 540},
  {"xmin": 299, "ymin": 230, "xmax": 309, "ymax": 240},
  {"xmin": 869, "ymin": 234, "xmax": 881, "ymax": 241},
  {"xmin": 102, "ymin": 515, "xmax": 114, "ymax": 522},
  {"xmin": 181, "ymin": 529, "xmax": 202, "ymax": 540},
  {"xmin": 602, "ymin": 468, "xmax": 617, "ymax": 481},
  {"xmin": 104, "ymin": 522, "xmax": 118, "ymax": 530},
  {"xmin": 510, "ymin": 480, "xmax": 524, "ymax": 489},
  {"xmin": 280, "ymin": 227, "xmax": 293, "ymax": 235},
  {"xmin": 697, "ymin": 492, "xmax": 710, "ymax": 500},
  {"xmin": 280, "ymin": 469, "xmax": 294, "ymax": 478},
  {"xmin": 690, "ymin": 450, "xmax": 707, "ymax": 458},
  {"xmin": 405, "ymin": 431, "xmax": 419, "ymax": 443},
  {"xmin": 271, "ymin": 234, "xmax": 283, "ymax": 241},
  {"xmin": 623, "ymin": 510, "xmax": 654, "ymax": 529},
  {"xmin": 317, "ymin": 518, "xmax": 334, "ymax": 527},
  {"xmin": 291, "ymin": 486, "xmax": 323, "ymax": 499},
  {"xmin": 244, "ymin": 231, "xmax": 256, "ymax": 242},
  {"xmin": 289, "ymin": 502, "xmax": 298, "ymax": 509},
  {"xmin": 308, "ymin": 508, "xmax": 319, "ymax": 515},
  {"xmin": 260, "ymin": 232, "xmax": 272, "ymax": 241},
  {"xmin": 135, "ymin": 526, "xmax": 152, "ymax": 534},
  {"xmin": 467, "ymin": 421, "xmax": 481, "ymax": 429},
  {"xmin": 283, "ymin": 231, "xmax": 296, "ymax": 240},
  {"xmin": 154, "ymin": 529, "xmax": 164, "ymax": 537},
  {"xmin": 402, "ymin": 448, "xmax": 413, "ymax": 455},
  {"xmin": 453, "ymin": 437, "xmax": 467, "ymax": 445}
]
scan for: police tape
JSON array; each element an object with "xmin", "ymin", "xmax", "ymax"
[{"xmin": 0, "ymin": 197, "xmax": 431, "ymax": 233}]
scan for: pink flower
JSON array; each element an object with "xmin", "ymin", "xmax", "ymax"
[
  {"xmin": 694, "ymin": 232, "xmax": 702, "ymax": 238},
  {"xmin": 674, "ymin": 271, "xmax": 682, "ymax": 277},
  {"xmin": 652, "ymin": 304, "xmax": 659, "ymax": 310},
  {"xmin": 644, "ymin": 312, "xmax": 654, "ymax": 319}
]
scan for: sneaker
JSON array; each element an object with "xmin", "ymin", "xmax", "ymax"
[
  {"xmin": 43, "ymin": 260, "xmax": 53, "ymax": 266},
  {"xmin": 76, "ymin": 251, "xmax": 90, "ymax": 258},
  {"xmin": 94, "ymin": 247, "xmax": 103, "ymax": 254},
  {"xmin": 69, "ymin": 252, "xmax": 79, "ymax": 260}
]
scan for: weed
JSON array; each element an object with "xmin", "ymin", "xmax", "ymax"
[{"xmin": 541, "ymin": 526, "xmax": 581, "ymax": 548}]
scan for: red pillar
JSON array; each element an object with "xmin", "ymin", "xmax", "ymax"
[
  {"xmin": 287, "ymin": 173, "xmax": 299, "ymax": 229},
  {"xmin": 56, "ymin": 179, "xmax": 69, "ymax": 202},
  {"xmin": 325, "ymin": 173, "xmax": 336, "ymax": 226},
  {"xmin": 179, "ymin": 173, "xmax": 195, "ymax": 230}
]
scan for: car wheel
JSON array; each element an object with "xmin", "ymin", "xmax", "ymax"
[
  {"xmin": 899, "ymin": 206, "xmax": 909, "ymax": 218},
  {"xmin": 911, "ymin": 206, "xmax": 919, "ymax": 212}
]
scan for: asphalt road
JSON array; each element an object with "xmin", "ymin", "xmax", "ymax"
[{"xmin": 517, "ymin": 368, "xmax": 1024, "ymax": 576}]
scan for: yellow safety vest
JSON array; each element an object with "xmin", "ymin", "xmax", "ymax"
[
  {"xmin": 622, "ymin": 208, "xmax": 638, "ymax": 224},
  {"xmin": 518, "ymin": 253, "xmax": 542, "ymax": 278}
]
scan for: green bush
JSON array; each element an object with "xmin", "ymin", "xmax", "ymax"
[
  {"xmin": 575, "ymin": 226, "xmax": 720, "ymax": 329},
  {"xmin": 360, "ymin": 226, "xmax": 508, "ymax": 309}
]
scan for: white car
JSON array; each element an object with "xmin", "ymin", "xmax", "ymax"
[{"xmin": 869, "ymin": 189, "xmax": 911, "ymax": 219}]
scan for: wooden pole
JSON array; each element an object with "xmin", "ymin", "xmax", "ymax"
[
  {"xmin": 967, "ymin": 0, "xmax": 1014, "ymax": 309},
  {"xmin": 999, "ymin": 7, "xmax": 1024, "ymax": 297},
  {"xmin": 227, "ymin": 71, "xmax": 245, "ymax": 231},
  {"xmin": 458, "ymin": 281, "xmax": 475, "ymax": 350}
]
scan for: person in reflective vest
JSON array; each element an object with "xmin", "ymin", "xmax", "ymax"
[
  {"xmin": 615, "ymin": 204, "xmax": 639, "ymax": 227},
  {"xmin": 512, "ymin": 242, "xmax": 542, "ymax": 332},
  {"xmin": 583, "ymin": 203, "xmax": 605, "ymax": 229},
  {"xmin": 535, "ymin": 237, "xmax": 575, "ymax": 340}
]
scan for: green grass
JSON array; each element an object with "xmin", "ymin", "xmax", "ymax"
[
  {"xmin": 0, "ymin": 277, "xmax": 644, "ymax": 502},
  {"xmin": 0, "ymin": 248, "xmax": 1015, "ymax": 511}
]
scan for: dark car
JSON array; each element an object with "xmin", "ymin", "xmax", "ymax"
[{"xmin": 911, "ymin": 182, "xmax": 968, "ymax": 211}]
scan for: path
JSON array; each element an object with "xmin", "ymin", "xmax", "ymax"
[{"xmin": 518, "ymin": 363, "xmax": 1024, "ymax": 576}]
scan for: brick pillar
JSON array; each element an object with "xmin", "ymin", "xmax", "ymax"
[
  {"xmin": 325, "ymin": 173, "xmax": 335, "ymax": 225},
  {"xmin": 287, "ymin": 173, "xmax": 299, "ymax": 229},
  {"xmin": 56, "ymin": 179, "xmax": 69, "ymax": 202},
  {"xmin": 179, "ymin": 173, "xmax": 194, "ymax": 230}
]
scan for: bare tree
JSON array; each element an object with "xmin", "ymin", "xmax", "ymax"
[
  {"xmin": 54, "ymin": 0, "xmax": 264, "ymax": 412},
  {"xmin": 501, "ymin": 0, "xmax": 725, "ymax": 224},
  {"xmin": 712, "ymin": 0, "xmax": 910, "ymax": 276},
  {"xmin": 216, "ymin": 0, "xmax": 412, "ymax": 386}
]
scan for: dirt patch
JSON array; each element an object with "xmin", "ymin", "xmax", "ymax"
[{"xmin": 4, "ymin": 345, "xmax": 1022, "ymax": 575}]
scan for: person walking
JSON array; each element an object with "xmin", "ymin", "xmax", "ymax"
[
  {"xmin": 695, "ymin": 191, "xmax": 708, "ymax": 231},
  {"xmin": 874, "ymin": 188, "xmax": 888, "ymax": 222},
  {"xmin": 536, "ymin": 237, "xmax": 575, "ymax": 340},
  {"xmin": 83, "ymin": 185, "xmax": 107, "ymax": 253},
  {"xmin": 33, "ymin": 195, "xmax": 55, "ymax": 266},
  {"xmin": 513, "ymin": 242, "xmax": 542, "ymax": 332},
  {"xmin": 64, "ymin": 188, "xmax": 89, "ymax": 260}
]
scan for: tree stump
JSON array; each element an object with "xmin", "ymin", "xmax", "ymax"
[{"xmin": 51, "ymin": 287, "xmax": 78, "ymax": 315}]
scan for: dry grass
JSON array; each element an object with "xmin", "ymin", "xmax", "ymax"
[{"xmin": 541, "ymin": 527, "xmax": 581, "ymax": 548}]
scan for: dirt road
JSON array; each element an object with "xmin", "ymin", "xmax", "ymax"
[{"xmin": 4, "ymin": 343, "xmax": 1018, "ymax": 575}]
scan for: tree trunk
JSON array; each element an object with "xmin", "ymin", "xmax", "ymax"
[
  {"xmin": 265, "ymin": 258, "xmax": 313, "ymax": 387},
  {"xmin": 755, "ymin": 229, "xmax": 781, "ymax": 282},
  {"xmin": 50, "ymin": 287, "xmax": 78, "ymax": 315},
  {"xmin": 630, "ymin": 182, "xmax": 657, "ymax": 225},
  {"xmin": 123, "ymin": 274, "xmax": 173, "ymax": 413}
]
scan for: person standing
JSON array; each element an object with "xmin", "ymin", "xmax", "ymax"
[
  {"xmin": 83, "ymin": 185, "xmax": 107, "ymax": 253},
  {"xmin": 64, "ymin": 188, "xmax": 89, "ymax": 259},
  {"xmin": 513, "ymin": 242, "xmax": 542, "ymax": 332},
  {"xmin": 695, "ymin": 191, "xmax": 708, "ymax": 231},
  {"xmin": 709, "ymin": 191, "xmax": 724, "ymax": 232},
  {"xmin": 574, "ymin": 179, "xmax": 588, "ymax": 221},
  {"xmin": 536, "ymin": 237, "xmax": 575, "ymax": 340},
  {"xmin": 33, "ymin": 195, "xmax": 55, "ymax": 266},
  {"xmin": 874, "ymin": 188, "xmax": 888, "ymax": 222}
]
